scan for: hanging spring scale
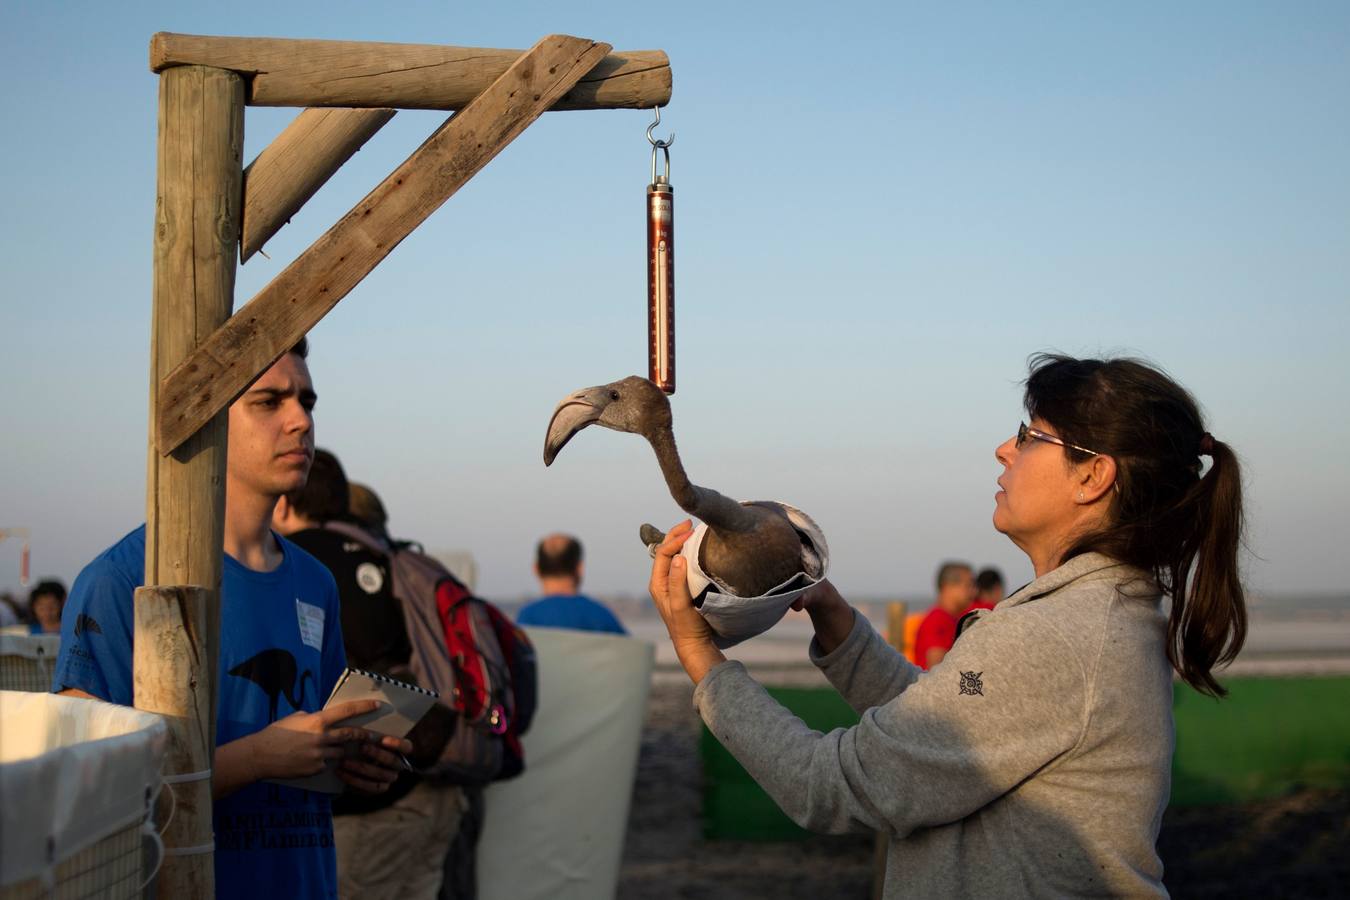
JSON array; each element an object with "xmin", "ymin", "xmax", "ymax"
[{"xmin": 646, "ymin": 107, "xmax": 675, "ymax": 394}]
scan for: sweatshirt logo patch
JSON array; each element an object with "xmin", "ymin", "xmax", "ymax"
[{"xmin": 959, "ymin": 671, "xmax": 984, "ymax": 696}]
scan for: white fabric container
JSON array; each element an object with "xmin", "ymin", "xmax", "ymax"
[
  {"xmin": 0, "ymin": 692, "xmax": 167, "ymax": 895},
  {"xmin": 477, "ymin": 628, "xmax": 653, "ymax": 900}
]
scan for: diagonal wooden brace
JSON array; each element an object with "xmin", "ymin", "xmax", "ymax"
[
  {"xmin": 242, "ymin": 107, "xmax": 397, "ymax": 263},
  {"xmin": 155, "ymin": 34, "xmax": 610, "ymax": 455}
]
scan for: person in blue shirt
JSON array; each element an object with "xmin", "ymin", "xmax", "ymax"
[
  {"xmin": 516, "ymin": 534, "xmax": 627, "ymax": 635},
  {"xmin": 54, "ymin": 338, "xmax": 410, "ymax": 900}
]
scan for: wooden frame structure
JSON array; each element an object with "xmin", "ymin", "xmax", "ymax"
[{"xmin": 136, "ymin": 32, "xmax": 670, "ymax": 896}]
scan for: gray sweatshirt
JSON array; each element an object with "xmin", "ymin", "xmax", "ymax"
[{"xmin": 694, "ymin": 552, "xmax": 1173, "ymax": 897}]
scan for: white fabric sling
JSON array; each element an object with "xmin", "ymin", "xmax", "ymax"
[{"xmin": 679, "ymin": 501, "xmax": 829, "ymax": 649}]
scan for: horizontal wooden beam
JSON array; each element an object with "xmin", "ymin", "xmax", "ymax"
[
  {"xmin": 156, "ymin": 34, "xmax": 611, "ymax": 455},
  {"xmin": 150, "ymin": 32, "xmax": 669, "ymax": 111},
  {"xmin": 241, "ymin": 107, "xmax": 395, "ymax": 262}
]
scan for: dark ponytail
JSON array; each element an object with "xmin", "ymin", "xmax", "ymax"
[
  {"xmin": 1169, "ymin": 438, "xmax": 1246, "ymax": 696},
  {"xmin": 1024, "ymin": 354, "xmax": 1247, "ymax": 698}
]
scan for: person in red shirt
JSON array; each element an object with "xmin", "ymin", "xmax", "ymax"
[
  {"xmin": 913, "ymin": 562, "xmax": 977, "ymax": 669},
  {"xmin": 969, "ymin": 567, "xmax": 1005, "ymax": 612}
]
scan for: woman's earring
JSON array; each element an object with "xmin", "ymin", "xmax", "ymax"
[{"xmin": 1078, "ymin": 490, "xmax": 1085, "ymax": 502}]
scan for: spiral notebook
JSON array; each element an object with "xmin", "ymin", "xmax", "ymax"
[{"xmin": 270, "ymin": 667, "xmax": 440, "ymax": 794}]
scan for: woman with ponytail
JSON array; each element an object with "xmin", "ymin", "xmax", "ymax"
[
  {"xmin": 1012, "ymin": 354, "xmax": 1247, "ymax": 697},
  {"xmin": 647, "ymin": 354, "xmax": 1245, "ymax": 898}
]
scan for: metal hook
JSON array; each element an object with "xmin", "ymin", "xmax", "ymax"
[{"xmin": 646, "ymin": 106, "xmax": 674, "ymax": 149}]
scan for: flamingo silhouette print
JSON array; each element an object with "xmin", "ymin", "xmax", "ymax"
[
  {"xmin": 75, "ymin": 613, "xmax": 102, "ymax": 638},
  {"xmin": 228, "ymin": 649, "xmax": 315, "ymax": 722}
]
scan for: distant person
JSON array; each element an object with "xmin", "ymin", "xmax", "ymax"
[
  {"xmin": 54, "ymin": 339, "xmax": 408, "ymax": 899},
  {"xmin": 28, "ymin": 579, "xmax": 66, "ymax": 634},
  {"xmin": 274, "ymin": 452, "xmax": 464, "ymax": 900},
  {"xmin": 912, "ymin": 562, "xmax": 977, "ymax": 669},
  {"xmin": 517, "ymin": 534, "xmax": 626, "ymax": 635},
  {"xmin": 970, "ymin": 567, "xmax": 1005, "ymax": 611}
]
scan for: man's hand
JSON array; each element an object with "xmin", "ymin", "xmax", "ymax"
[
  {"xmin": 337, "ymin": 733, "xmax": 413, "ymax": 795},
  {"xmin": 648, "ymin": 520, "xmax": 726, "ymax": 684},
  {"xmin": 215, "ymin": 699, "xmax": 415, "ymax": 799},
  {"xmin": 249, "ymin": 699, "xmax": 389, "ymax": 781}
]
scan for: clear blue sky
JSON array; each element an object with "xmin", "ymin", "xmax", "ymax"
[{"xmin": 2, "ymin": 1, "xmax": 1347, "ymax": 602}]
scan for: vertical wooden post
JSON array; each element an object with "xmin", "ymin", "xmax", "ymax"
[
  {"xmin": 140, "ymin": 63, "xmax": 244, "ymax": 899},
  {"xmin": 886, "ymin": 602, "xmax": 908, "ymax": 656},
  {"xmin": 872, "ymin": 601, "xmax": 909, "ymax": 900},
  {"xmin": 134, "ymin": 586, "xmax": 214, "ymax": 889}
]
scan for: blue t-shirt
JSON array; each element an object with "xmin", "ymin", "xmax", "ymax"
[
  {"xmin": 515, "ymin": 594, "xmax": 627, "ymax": 635},
  {"xmin": 54, "ymin": 526, "xmax": 346, "ymax": 900}
]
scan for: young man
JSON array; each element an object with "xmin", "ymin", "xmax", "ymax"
[
  {"xmin": 912, "ymin": 561, "xmax": 977, "ymax": 669},
  {"xmin": 54, "ymin": 340, "xmax": 409, "ymax": 899},
  {"xmin": 517, "ymin": 534, "xmax": 626, "ymax": 635}
]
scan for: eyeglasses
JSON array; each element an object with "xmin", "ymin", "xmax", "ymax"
[{"xmin": 1016, "ymin": 421, "xmax": 1101, "ymax": 457}]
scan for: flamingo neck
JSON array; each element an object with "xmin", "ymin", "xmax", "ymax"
[{"xmin": 648, "ymin": 425, "xmax": 700, "ymax": 514}]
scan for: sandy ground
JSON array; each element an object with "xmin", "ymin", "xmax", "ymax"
[{"xmin": 618, "ymin": 681, "xmax": 1349, "ymax": 899}]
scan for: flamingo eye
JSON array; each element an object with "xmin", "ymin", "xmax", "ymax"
[{"xmin": 610, "ymin": 390, "xmax": 620, "ymax": 401}]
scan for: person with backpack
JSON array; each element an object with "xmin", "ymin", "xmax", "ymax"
[
  {"xmin": 341, "ymin": 484, "xmax": 537, "ymax": 900},
  {"xmin": 274, "ymin": 450, "xmax": 466, "ymax": 900}
]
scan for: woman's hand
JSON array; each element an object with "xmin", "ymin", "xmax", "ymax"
[
  {"xmin": 791, "ymin": 579, "xmax": 856, "ymax": 657},
  {"xmin": 648, "ymin": 520, "xmax": 726, "ymax": 684}
]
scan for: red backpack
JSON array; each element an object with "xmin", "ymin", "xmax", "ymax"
[
  {"xmin": 482, "ymin": 604, "xmax": 538, "ymax": 781},
  {"xmin": 433, "ymin": 574, "xmax": 514, "ymax": 782}
]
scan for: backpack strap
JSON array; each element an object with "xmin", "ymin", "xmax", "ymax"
[{"xmin": 322, "ymin": 520, "xmax": 389, "ymax": 555}]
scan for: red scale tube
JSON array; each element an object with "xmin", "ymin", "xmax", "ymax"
[{"xmin": 647, "ymin": 169, "xmax": 674, "ymax": 394}]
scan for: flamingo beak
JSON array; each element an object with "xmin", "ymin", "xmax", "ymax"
[{"xmin": 543, "ymin": 389, "xmax": 610, "ymax": 466}]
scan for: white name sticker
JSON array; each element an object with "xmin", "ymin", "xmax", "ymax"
[{"xmin": 296, "ymin": 600, "xmax": 325, "ymax": 651}]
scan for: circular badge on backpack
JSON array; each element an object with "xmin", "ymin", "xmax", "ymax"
[{"xmin": 356, "ymin": 562, "xmax": 384, "ymax": 594}]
